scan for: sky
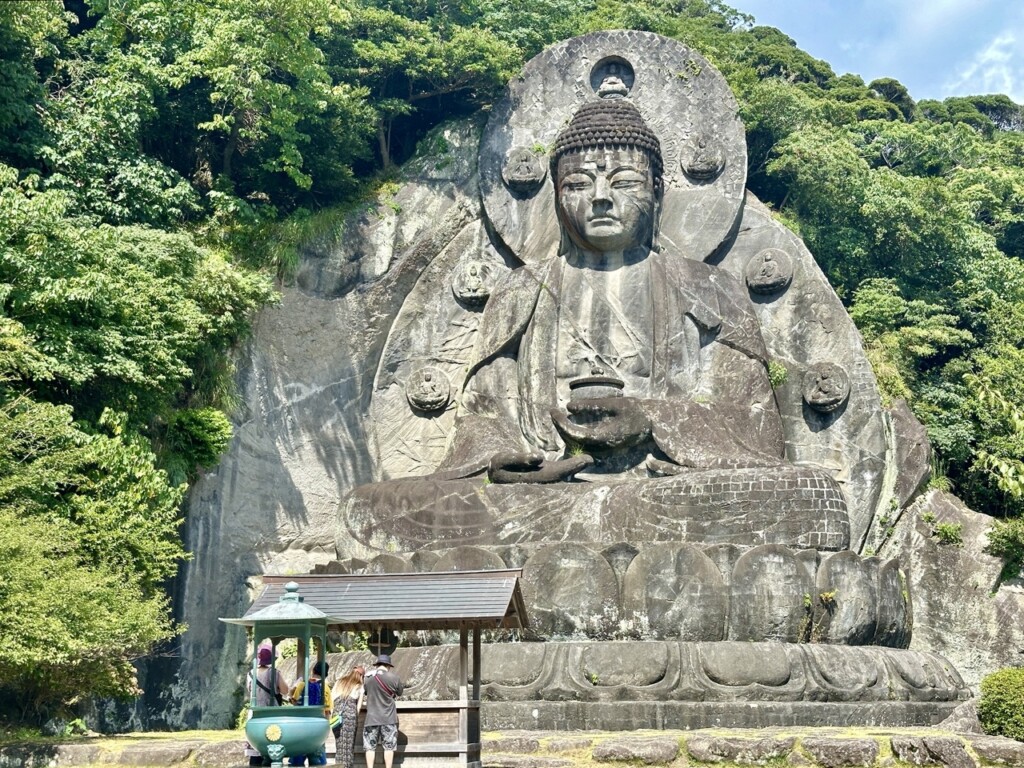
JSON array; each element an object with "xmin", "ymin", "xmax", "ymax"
[{"xmin": 729, "ymin": 0, "xmax": 1024, "ymax": 104}]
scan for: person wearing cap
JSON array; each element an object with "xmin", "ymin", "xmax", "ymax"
[
  {"xmin": 362, "ymin": 655, "xmax": 403, "ymax": 768},
  {"xmin": 248, "ymin": 646, "xmax": 290, "ymax": 707}
]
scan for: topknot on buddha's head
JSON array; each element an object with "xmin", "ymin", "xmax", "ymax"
[{"xmin": 551, "ymin": 99, "xmax": 663, "ymax": 192}]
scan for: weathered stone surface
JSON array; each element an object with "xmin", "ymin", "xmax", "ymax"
[
  {"xmin": 52, "ymin": 745, "xmax": 103, "ymax": 766},
  {"xmin": 593, "ymin": 737, "xmax": 679, "ymax": 764},
  {"xmin": 879, "ymin": 490, "xmax": 1024, "ymax": 689},
  {"xmin": 939, "ymin": 700, "xmax": 983, "ymax": 735},
  {"xmin": 622, "ymin": 544, "xmax": 728, "ymax": 641},
  {"xmin": 116, "ymin": 745, "xmax": 194, "ymax": 765},
  {"xmin": 483, "ymin": 757, "xmax": 573, "ymax": 768},
  {"xmin": 891, "ymin": 736, "xmax": 932, "ymax": 765},
  {"xmin": 891, "ymin": 733, "xmax": 979, "ymax": 768},
  {"xmin": 484, "ymin": 737, "xmax": 541, "ymax": 754},
  {"xmin": 814, "ymin": 552, "xmax": 878, "ymax": 644},
  {"xmin": 715, "ymin": 196, "xmax": 888, "ymax": 550},
  {"xmin": 729, "ymin": 545, "xmax": 813, "ymax": 642},
  {"xmin": 965, "ymin": 735, "xmax": 1024, "ymax": 766},
  {"xmin": 801, "ymin": 738, "xmax": 877, "ymax": 768},
  {"xmin": 888, "ymin": 399, "xmax": 932, "ymax": 509},
  {"xmin": 874, "ymin": 559, "xmax": 912, "ymax": 648},
  {"xmin": 546, "ymin": 739, "xmax": 594, "ymax": 753},
  {"xmin": 340, "ymin": 642, "xmax": 966, "ymax": 722},
  {"xmin": 521, "ymin": 543, "xmax": 619, "ymax": 638},
  {"xmin": 922, "ymin": 737, "xmax": 975, "ymax": 768},
  {"xmin": 699, "ymin": 640, "xmax": 794, "ymax": 688},
  {"xmin": 686, "ymin": 735, "xmax": 796, "ymax": 764},
  {"xmin": 193, "ymin": 740, "xmax": 249, "ymax": 767},
  {"xmin": 341, "ymin": 468, "xmax": 851, "ymax": 562},
  {"xmin": 432, "ymin": 546, "xmax": 505, "ymax": 572}
]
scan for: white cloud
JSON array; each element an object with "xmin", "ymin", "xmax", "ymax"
[{"xmin": 944, "ymin": 30, "xmax": 1024, "ymax": 101}]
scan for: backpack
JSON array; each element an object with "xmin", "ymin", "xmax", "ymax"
[{"xmin": 306, "ymin": 678, "xmax": 323, "ymax": 706}]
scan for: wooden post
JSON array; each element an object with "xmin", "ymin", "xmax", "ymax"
[
  {"xmin": 459, "ymin": 626, "xmax": 469, "ymax": 702},
  {"xmin": 472, "ymin": 627, "xmax": 481, "ymax": 702},
  {"xmin": 459, "ymin": 625, "xmax": 469, "ymax": 767}
]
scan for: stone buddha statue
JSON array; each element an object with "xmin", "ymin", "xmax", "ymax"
[
  {"xmin": 340, "ymin": 92, "xmax": 849, "ymax": 565},
  {"xmin": 321, "ymin": 34, "xmax": 970, "ymax": 722}
]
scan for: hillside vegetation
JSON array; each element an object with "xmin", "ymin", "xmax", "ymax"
[{"xmin": 1, "ymin": 0, "xmax": 1022, "ymax": 723}]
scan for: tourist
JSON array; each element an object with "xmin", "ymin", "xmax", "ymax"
[
  {"xmin": 363, "ymin": 655, "xmax": 403, "ymax": 768},
  {"xmin": 290, "ymin": 660, "xmax": 332, "ymax": 766},
  {"xmin": 248, "ymin": 646, "xmax": 290, "ymax": 707},
  {"xmin": 330, "ymin": 665, "xmax": 364, "ymax": 768}
]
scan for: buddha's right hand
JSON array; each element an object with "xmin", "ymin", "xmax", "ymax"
[{"xmin": 488, "ymin": 452, "xmax": 593, "ymax": 484}]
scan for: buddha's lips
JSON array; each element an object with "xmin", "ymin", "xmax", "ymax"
[{"xmin": 589, "ymin": 216, "xmax": 619, "ymax": 225}]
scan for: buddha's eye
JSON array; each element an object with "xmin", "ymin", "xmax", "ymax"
[
  {"xmin": 611, "ymin": 172, "xmax": 647, "ymax": 189},
  {"xmin": 561, "ymin": 174, "xmax": 592, "ymax": 192}
]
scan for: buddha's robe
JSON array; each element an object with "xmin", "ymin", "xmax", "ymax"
[{"xmin": 441, "ymin": 249, "xmax": 785, "ymax": 473}]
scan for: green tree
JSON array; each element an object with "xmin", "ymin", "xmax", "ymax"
[
  {"xmin": 336, "ymin": 2, "xmax": 521, "ymax": 168},
  {"xmin": 0, "ymin": 165, "xmax": 273, "ymax": 425},
  {"xmin": 0, "ymin": 395, "xmax": 185, "ymax": 720}
]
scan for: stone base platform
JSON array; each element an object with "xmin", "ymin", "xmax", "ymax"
[
  {"xmin": 328, "ymin": 641, "xmax": 968, "ymax": 731},
  {"xmin": 483, "ymin": 701, "xmax": 963, "ymax": 731},
  {"xmin": 321, "ymin": 543, "xmax": 911, "ymax": 644}
]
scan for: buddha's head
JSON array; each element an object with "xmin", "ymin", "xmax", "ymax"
[{"xmin": 551, "ymin": 98, "xmax": 664, "ymax": 256}]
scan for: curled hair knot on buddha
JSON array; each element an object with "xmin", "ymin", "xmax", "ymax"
[{"xmin": 550, "ymin": 98, "xmax": 664, "ymax": 196}]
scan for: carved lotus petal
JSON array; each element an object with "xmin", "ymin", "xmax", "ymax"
[{"xmin": 700, "ymin": 640, "xmax": 792, "ymax": 687}]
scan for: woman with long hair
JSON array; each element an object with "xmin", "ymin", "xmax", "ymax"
[{"xmin": 331, "ymin": 665, "xmax": 364, "ymax": 768}]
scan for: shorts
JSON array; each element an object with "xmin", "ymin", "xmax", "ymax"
[{"xmin": 363, "ymin": 723, "xmax": 398, "ymax": 751}]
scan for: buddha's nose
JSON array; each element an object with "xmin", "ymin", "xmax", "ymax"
[{"xmin": 592, "ymin": 177, "xmax": 613, "ymax": 209}]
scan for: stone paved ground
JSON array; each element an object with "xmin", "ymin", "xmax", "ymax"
[{"xmin": 1, "ymin": 729, "xmax": 1022, "ymax": 768}]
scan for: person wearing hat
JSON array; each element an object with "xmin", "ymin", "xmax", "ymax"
[
  {"xmin": 362, "ymin": 655, "xmax": 404, "ymax": 768},
  {"xmin": 245, "ymin": 647, "xmax": 292, "ymax": 766},
  {"xmin": 248, "ymin": 646, "xmax": 290, "ymax": 707}
]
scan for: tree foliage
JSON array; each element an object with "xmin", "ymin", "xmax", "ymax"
[
  {"xmin": 0, "ymin": 396, "xmax": 184, "ymax": 721},
  {"xmin": 0, "ymin": 0, "xmax": 273, "ymax": 719}
]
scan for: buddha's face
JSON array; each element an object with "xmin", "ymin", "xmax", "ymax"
[{"xmin": 556, "ymin": 147, "xmax": 657, "ymax": 254}]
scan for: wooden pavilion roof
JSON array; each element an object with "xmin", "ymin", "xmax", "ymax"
[{"xmin": 242, "ymin": 569, "xmax": 529, "ymax": 631}]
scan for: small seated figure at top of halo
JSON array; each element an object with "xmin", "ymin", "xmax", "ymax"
[{"xmin": 341, "ymin": 88, "xmax": 850, "ymax": 557}]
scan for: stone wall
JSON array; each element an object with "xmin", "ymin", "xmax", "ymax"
[{"xmin": 880, "ymin": 489, "xmax": 1024, "ymax": 690}]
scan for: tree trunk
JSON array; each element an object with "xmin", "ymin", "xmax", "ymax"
[
  {"xmin": 222, "ymin": 117, "xmax": 240, "ymax": 180},
  {"xmin": 377, "ymin": 121, "xmax": 392, "ymax": 170}
]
